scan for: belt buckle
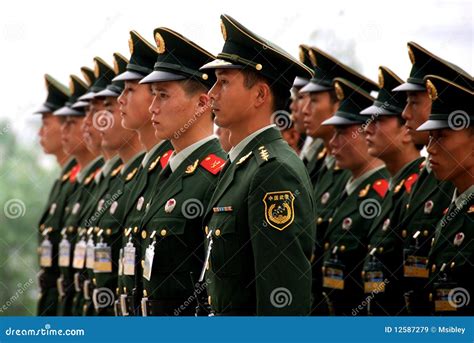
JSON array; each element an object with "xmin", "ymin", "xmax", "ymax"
[
  {"xmin": 83, "ymin": 280, "xmax": 91, "ymax": 300},
  {"xmin": 57, "ymin": 276, "xmax": 65, "ymax": 297},
  {"xmin": 120, "ymin": 294, "xmax": 129, "ymax": 316},
  {"xmin": 114, "ymin": 300, "xmax": 121, "ymax": 316},
  {"xmin": 141, "ymin": 297, "xmax": 148, "ymax": 317},
  {"xmin": 73, "ymin": 272, "xmax": 81, "ymax": 292},
  {"xmin": 92, "ymin": 288, "xmax": 99, "ymax": 311}
]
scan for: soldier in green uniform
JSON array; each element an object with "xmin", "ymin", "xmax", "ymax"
[
  {"xmin": 319, "ymin": 77, "xmax": 390, "ymax": 316},
  {"xmin": 35, "ymin": 74, "xmax": 76, "ymax": 316},
  {"xmin": 112, "ymin": 30, "xmax": 174, "ymax": 316},
  {"xmin": 391, "ymin": 42, "xmax": 472, "ymax": 314},
  {"xmin": 298, "ymin": 46, "xmax": 377, "ymax": 315},
  {"xmin": 69, "ymin": 56, "xmax": 117, "ymax": 315},
  {"xmin": 415, "ymin": 75, "xmax": 473, "ymax": 315},
  {"xmin": 359, "ymin": 66, "xmax": 424, "ymax": 315},
  {"xmin": 137, "ymin": 27, "xmax": 226, "ymax": 316},
  {"xmin": 199, "ymin": 14, "xmax": 315, "ymax": 316},
  {"xmin": 53, "ymin": 74, "xmax": 105, "ymax": 315}
]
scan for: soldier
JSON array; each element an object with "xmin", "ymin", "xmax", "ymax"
[
  {"xmin": 137, "ymin": 27, "xmax": 226, "ymax": 316},
  {"xmin": 199, "ymin": 14, "xmax": 315, "ymax": 315},
  {"xmin": 112, "ymin": 31, "xmax": 174, "ymax": 316},
  {"xmin": 319, "ymin": 77, "xmax": 389, "ymax": 316},
  {"xmin": 53, "ymin": 74, "xmax": 105, "ymax": 315},
  {"xmin": 359, "ymin": 66, "xmax": 424, "ymax": 315},
  {"xmin": 298, "ymin": 46, "xmax": 377, "ymax": 315},
  {"xmin": 35, "ymin": 74, "xmax": 76, "ymax": 316},
  {"xmin": 415, "ymin": 75, "xmax": 473, "ymax": 315},
  {"xmin": 391, "ymin": 42, "xmax": 472, "ymax": 314}
]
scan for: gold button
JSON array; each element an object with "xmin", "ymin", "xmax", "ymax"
[
  {"xmin": 141, "ymin": 260, "xmax": 145, "ymax": 269},
  {"xmin": 255, "ymin": 64, "xmax": 262, "ymax": 71},
  {"xmin": 93, "ymin": 278, "xmax": 97, "ymax": 285},
  {"xmin": 133, "ymin": 226, "xmax": 138, "ymax": 233},
  {"xmin": 68, "ymin": 226, "xmax": 74, "ymax": 233},
  {"xmin": 431, "ymin": 264, "xmax": 436, "ymax": 272},
  {"xmin": 106, "ymin": 228, "xmax": 112, "ymax": 236},
  {"xmin": 124, "ymin": 228, "xmax": 128, "ymax": 235},
  {"xmin": 368, "ymin": 244, "xmax": 372, "ymax": 250},
  {"xmin": 340, "ymin": 245, "xmax": 346, "ymax": 252},
  {"xmin": 423, "ymin": 230, "xmax": 429, "ymax": 236},
  {"xmin": 317, "ymin": 217, "xmax": 323, "ymax": 225},
  {"xmin": 406, "ymin": 204, "xmax": 410, "ymax": 209},
  {"xmin": 324, "ymin": 242, "xmax": 329, "ymax": 250},
  {"xmin": 450, "ymin": 262, "xmax": 455, "ymax": 269},
  {"xmin": 208, "ymin": 295, "xmax": 212, "ymax": 305},
  {"xmin": 116, "ymin": 287, "xmax": 120, "ymax": 295},
  {"xmin": 310, "ymin": 253, "xmax": 315, "ymax": 263},
  {"xmin": 141, "ymin": 231, "xmax": 147, "ymax": 239},
  {"xmin": 378, "ymin": 247, "xmax": 384, "ymax": 253},
  {"xmin": 402, "ymin": 230, "xmax": 407, "ymax": 238},
  {"xmin": 328, "ymin": 217, "xmax": 333, "ymax": 223},
  {"xmin": 94, "ymin": 227, "xmax": 100, "ymax": 233},
  {"xmin": 205, "ymin": 226, "xmax": 209, "ymax": 235},
  {"xmin": 215, "ymin": 229, "xmax": 221, "ymax": 237},
  {"xmin": 160, "ymin": 229, "xmax": 167, "ymax": 237},
  {"xmin": 361, "ymin": 271, "xmax": 365, "ymax": 278},
  {"xmin": 123, "ymin": 287, "xmax": 127, "ymax": 293},
  {"xmin": 429, "ymin": 293, "xmax": 433, "ymax": 302},
  {"xmin": 321, "ymin": 266, "xmax": 325, "ymax": 273},
  {"xmin": 143, "ymin": 289, "xmax": 148, "ymax": 297}
]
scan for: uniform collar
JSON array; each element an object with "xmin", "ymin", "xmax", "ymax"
[
  {"xmin": 120, "ymin": 151, "xmax": 145, "ymax": 175},
  {"xmin": 324, "ymin": 154, "xmax": 336, "ymax": 170},
  {"xmin": 453, "ymin": 185, "xmax": 474, "ymax": 210},
  {"xmin": 141, "ymin": 140, "xmax": 166, "ymax": 167},
  {"xmin": 302, "ymin": 138, "xmax": 324, "ymax": 162},
  {"xmin": 77, "ymin": 156, "xmax": 103, "ymax": 183},
  {"xmin": 345, "ymin": 164, "xmax": 386, "ymax": 196},
  {"xmin": 60, "ymin": 157, "xmax": 76, "ymax": 175},
  {"xmin": 101, "ymin": 155, "xmax": 121, "ymax": 176},
  {"xmin": 229, "ymin": 124, "xmax": 275, "ymax": 163},
  {"xmin": 169, "ymin": 135, "xmax": 216, "ymax": 172},
  {"xmin": 389, "ymin": 157, "xmax": 419, "ymax": 190}
]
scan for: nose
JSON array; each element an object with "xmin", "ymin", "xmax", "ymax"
[
  {"xmin": 208, "ymin": 82, "xmax": 219, "ymax": 102},
  {"xmin": 401, "ymin": 103, "xmax": 411, "ymax": 121},
  {"xmin": 117, "ymin": 90, "xmax": 125, "ymax": 106},
  {"xmin": 426, "ymin": 136, "xmax": 437, "ymax": 155},
  {"xmin": 329, "ymin": 132, "xmax": 338, "ymax": 150},
  {"xmin": 301, "ymin": 98, "xmax": 309, "ymax": 116},
  {"xmin": 149, "ymin": 96, "xmax": 159, "ymax": 115}
]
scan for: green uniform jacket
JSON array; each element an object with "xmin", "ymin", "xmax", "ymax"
[
  {"xmin": 305, "ymin": 145, "xmax": 327, "ymax": 187},
  {"xmin": 139, "ymin": 138, "xmax": 225, "ymax": 316},
  {"xmin": 362, "ymin": 157, "xmax": 424, "ymax": 315},
  {"xmin": 427, "ymin": 186, "xmax": 473, "ymax": 315},
  {"xmin": 396, "ymin": 164, "xmax": 455, "ymax": 315},
  {"xmin": 204, "ymin": 128, "xmax": 316, "ymax": 316},
  {"xmin": 117, "ymin": 140, "xmax": 174, "ymax": 314},
  {"xmin": 321, "ymin": 167, "xmax": 389, "ymax": 316},
  {"xmin": 56, "ymin": 157, "xmax": 104, "ymax": 316},
  {"xmin": 37, "ymin": 158, "xmax": 78, "ymax": 316}
]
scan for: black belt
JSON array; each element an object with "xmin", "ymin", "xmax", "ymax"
[
  {"xmin": 141, "ymin": 298, "xmax": 196, "ymax": 316},
  {"xmin": 118, "ymin": 294, "xmax": 139, "ymax": 316}
]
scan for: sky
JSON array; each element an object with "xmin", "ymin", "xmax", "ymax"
[{"xmin": 0, "ymin": 0, "xmax": 472, "ymax": 145}]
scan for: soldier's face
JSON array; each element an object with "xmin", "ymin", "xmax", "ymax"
[
  {"xmin": 301, "ymin": 92, "xmax": 337, "ymax": 140},
  {"xmin": 39, "ymin": 113, "xmax": 63, "ymax": 155},
  {"xmin": 289, "ymin": 91, "xmax": 305, "ymax": 134},
  {"xmin": 101, "ymin": 96, "xmax": 136, "ymax": 151},
  {"xmin": 330, "ymin": 125, "xmax": 370, "ymax": 171},
  {"xmin": 209, "ymin": 69, "xmax": 254, "ymax": 129},
  {"xmin": 60, "ymin": 116, "xmax": 87, "ymax": 155},
  {"xmin": 402, "ymin": 91, "xmax": 431, "ymax": 145},
  {"xmin": 149, "ymin": 81, "xmax": 207, "ymax": 141},
  {"xmin": 427, "ymin": 128, "xmax": 474, "ymax": 183},
  {"xmin": 365, "ymin": 116, "xmax": 408, "ymax": 161},
  {"xmin": 118, "ymin": 80, "xmax": 154, "ymax": 130},
  {"xmin": 82, "ymin": 98, "xmax": 104, "ymax": 154}
]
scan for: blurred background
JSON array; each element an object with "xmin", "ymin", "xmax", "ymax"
[{"xmin": 0, "ymin": 0, "xmax": 472, "ymax": 315}]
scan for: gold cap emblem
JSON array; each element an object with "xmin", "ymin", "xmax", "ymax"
[
  {"xmin": 408, "ymin": 45, "xmax": 415, "ymax": 65},
  {"xmin": 335, "ymin": 82, "xmax": 344, "ymax": 101},
  {"xmin": 426, "ymin": 80, "xmax": 438, "ymax": 101},
  {"xmin": 220, "ymin": 20, "xmax": 227, "ymax": 41},
  {"xmin": 154, "ymin": 32, "xmax": 165, "ymax": 54},
  {"xmin": 378, "ymin": 68, "xmax": 384, "ymax": 88},
  {"xmin": 128, "ymin": 37, "xmax": 134, "ymax": 55}
]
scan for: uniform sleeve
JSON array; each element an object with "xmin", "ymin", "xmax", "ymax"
[{"xmin": 248, "ymin": 160, "xmax": 315, "ymax": 315}]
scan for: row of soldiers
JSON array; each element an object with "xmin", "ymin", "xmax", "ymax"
[{"xmin": 35, "ymin": 14, "xmax": 472, "ymax": 316}]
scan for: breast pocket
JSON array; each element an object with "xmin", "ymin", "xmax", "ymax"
[
  {"xmin": 147, "ymin": 217, "xmax": 188, "ymax": 273},
  {"xmin": 208, "ymin": 213, "xmax": 242, "ymax": 277}
]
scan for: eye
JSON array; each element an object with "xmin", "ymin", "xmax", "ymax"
[{"xmin": 159, "ymin": 92, "xmax": 169, "ymax": 99}]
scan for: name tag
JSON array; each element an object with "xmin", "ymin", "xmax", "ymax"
[
  {"xmin": 143, "ymin": 244, "xmax": 155, "ymax": 281},
  {"xmin": 364, "ymin": 271, "xmax": 385, "ymax": 293},
  {"xmin": 39, "ymin": 239, "xmax": 53, "ymax": 267},
  {"xmin": 86, "ymin": 238, "xmax": 95, "ymax": 269},
  {"xmin": 94, "ymin": 243, "xmax": 112, "ymax": 273},
  {"xmin": 123, "ymin": 242, "xmax": 136, "ymax": 276},
  {"xmin": 403, "ymin": 249, "xmax": 429, "ymax": 278},
  {"xmin": 323, "ymin": 263, "xmax": 345, "ymax": 290},
  {"xmin": 72, "ymin": 239, "xmax": 87, "ymax": 269},
  {"xmin": 58, "ymin": 238, "xmax": 71, "ymax": 267}
]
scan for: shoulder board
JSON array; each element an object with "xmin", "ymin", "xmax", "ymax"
[
  {"xmin": 160, "ymin": 150, "xmax": 173, "ymax": 169},
  {"xmin": 125, "ymin": 167, "xmax": 138, "ymax": 182},
  {"xmin": 253, "ymin": 145, "xmax": 275, "ymax": 165},
  {"xmin": 317, "ymin": 147, "xmax": 327, "ymax": 160},
  {"xmin": 403, "ymin": 173, "xmax": 419, "ymax": 194},
  {"xmin": 111, "ymin": 164, "xmax": 123, "ymax": 177},
  {"xmin": 69, "ymin": 165, "xmax": 81, "ymax": 183},
  {"xmin": 468, "ymin": 205, "xmax": 474, "ymax": 214},
  {"xmin": 200, "ymin": 154, "xmax": 226, "ymax": 175},
  {"xmin": 359, "ymin": 183, "xmax": 371, "ymax": 197},
  {"xmin": 236, "ymin": 152, "xmax": 253, "ymax": 165},
  {"xmin": 394, "ymin": 179, "xmax": 405, "ymax": 194},
  {"xmin": 372, "ymin": 179, "xmax": 389, "ymax": 198},
  {"xmin": 185, "ymin": 159, "xmax": 200, "ymax": 174},
  {"xmin": 148, "ymin": 156, "xmax": 160, "ymax": 172},
  {"xmin": 61, "ymin": 170, "xmax": 71, "ymax": 182}
]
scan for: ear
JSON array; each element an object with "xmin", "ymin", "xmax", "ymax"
[
  {"xmin": 195, "ymin": 93, "xmax": 210, "ymax": 115},
  {"xmin": 254, "ymin": 82, "xmax": 271, "ymax": 108}
]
